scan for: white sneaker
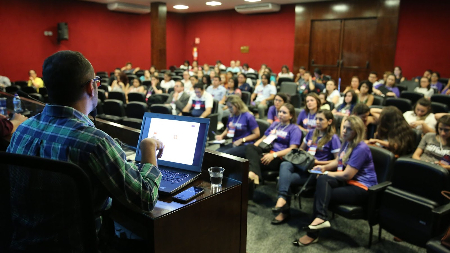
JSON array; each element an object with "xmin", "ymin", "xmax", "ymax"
[{"xmin": 217, "ymin": 122, "xmax": 224, "ymax": 130}]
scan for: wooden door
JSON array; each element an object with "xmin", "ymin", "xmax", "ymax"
[
  {"xmin": 309, "ymin": 20, "xmax": 341, "ymax": 82},
  {"xmin": 309, "ymin": 18, "xmax": 377, "ymax": 90},
  {"xmin": 339, "ymin": 19, "xmax": 377, "ymax": 89}
]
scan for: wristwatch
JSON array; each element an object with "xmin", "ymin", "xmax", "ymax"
[
  {"xmin": 273, "ymin": 153, "xmax": 278, "ymax": 158},
  {"xmin": 324, "ymin": 171, "xmax": 329, "ymax": 175},
  {"xmin": 243, "ymin": 138, "xmax": 246, "ymax": 143}
]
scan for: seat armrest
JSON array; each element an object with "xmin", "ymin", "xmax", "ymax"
[
  {"xmin": 367, "ymin": 181, "xmax": 392, "ymax": 224},
  {"xmin": 432, "ymin": 202, "xmax": 450, "ymax": 236},
  {"xmin": 368, "ymin": 181, "xmax": 392, "ymax": 193},
  {"xmin": 434, "ymin": 202, "xmax": 450, "ymax": 216}
]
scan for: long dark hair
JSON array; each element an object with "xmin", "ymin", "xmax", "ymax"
[
  {"xmin": 312, "ymin": 109, "xmax": 335, "ymax": 149},
  {"xmin": 281, "ymin": 103, "xmax": 296, "ymax": 124},
  {"xmin": 376, "ymin": 106, "xmax": 416, "ymax": 156},
  {"xmin": 338, "ymin": 90, "xmax": 358, "ymax": 112},
  {"xmin": 414, "ymin": 98, "xmax": 432, "ymax": 120}
]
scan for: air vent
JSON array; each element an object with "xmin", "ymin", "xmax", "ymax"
[
  {"xmin": 107, "ymin": 2, "xmax": 150, "ymax": 14},
  {"xmin": 235, "ymin": 3, "xmax": 280, "ymax": 14}
]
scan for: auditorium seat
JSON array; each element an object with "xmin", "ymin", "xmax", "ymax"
[
  {"xmin": 14, "ymin": 81, "xmax": 27, "ymax": 88},
  {"xmin": 96, "ymin": 71, "xmax": 108, "ymax": 78},
  {"xmin": 372, "ymin": 95, "xmax": 385, "ymax": 106},
  {"xmin": 125, "ymin": 102, "xmax": 148, "ymax": 119},
  {"xmin": 150, "ymin": 104, "xmax": 171, "ymax": 114},
  {"xmin": 280, "ymin": 82, "xmax": 297, "ymax": 95},
  {"xmin": 147, "ymin": 94, "xmax": 169, "ymax": 107},
  {"xmin": 431, "ymin": 94, "xmax": 450, "ymax": 111},
  {"xmin": 246, "ymin": 73, "xmax": 258, "ymax": 80},
  {"xmin": 142, "ymin": 80, "xmax": 152, "ymax": 90},
  {"xmin": 108, "ymin": 91, "xmax": 126, "ymax": 104},
  {"xmin": 97, "ymin": 89, "xmax": 106, "ymax": 103},
  {"xmin": 98, "ymin": 84, "xmax": 109, "ymax": 93},
  {"xmin": 277, "ymin": 77, "xmax": 294, "ymax": 87},
  {"xmin": 135, "ymin": 70, "xmax": 144, "ymax": 78},
  {"xmin": 172, "ymin": 76, "xmax": 181, "ymax": 82},
  {"xmin": 385, "ymin": 97, "xmax": 412, "ymax": 113},
  {"xmin": 431, "ymin": 102, "xmax": 449, "ymax": 114},
  {"xmin": 5, "ymin": 85, "xmax": 20, "ymax": 94},
  {"xmin": 99, "ymin": 99, "xmax": 126, "ymax": 123},
  {"xmin": 400, "ymin": 80, "xmax": 419, "ymax": 92},
  {"xmin": 121, "ymin": 118, "xmax": 143, "ymax": 129},
  {"xmin": 29, "ymin": 93, "xmax": 43, "ymax": 102},
  {"xmin": 126, "ymin": 75, "xmax": 137, "ymax": 84},
  {"xmin": 127, "ymin": 92, "xmax": 146, "ymax": 103},
  {"xmin": 38, "ymin": 87, "xmax": 47, "ymax": 96},
  {"xmin": 400, "ymin": 91, "xmax": 423, "ymax": 105},
  {"xmin": 241, "ymin": 91, "xmax": 251, "ymax": 105},
  {"xmin": 21, "ymin": 86, "xmax": 37, "ymax": 94}
]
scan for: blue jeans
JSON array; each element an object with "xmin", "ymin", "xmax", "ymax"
[
  {"xmin": 278, "ymin": 161, "xmax": 310, "ymax": 200},
  {"xmin": 216, "ymin": 144, "xmax": 247, "ymax": 158}
]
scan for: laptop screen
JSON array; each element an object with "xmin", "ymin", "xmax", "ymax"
[{"xmin": 134, "ymin": 113, "xmax": 210, "ymax": 172}]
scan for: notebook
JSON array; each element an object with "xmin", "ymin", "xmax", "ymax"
[{"xmin": 135, "ymin": 113, "xmax": 210, "ymax": 195}]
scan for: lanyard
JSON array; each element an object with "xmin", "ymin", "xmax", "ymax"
[
  {"xmin": 232, "ymin": 113, "xmax": 242, "ymax": 126},
  {"xmin": 276, "ymin": 122, "xmax": 290, "ymax": 132},
  {"xmin": 440, "ymin": 136, "xmax": 443, "ymax": 151}
]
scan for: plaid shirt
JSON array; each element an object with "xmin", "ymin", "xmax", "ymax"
[{"xmin": 7, "ymin": 105, "xmax": 161, "ymax": 251}]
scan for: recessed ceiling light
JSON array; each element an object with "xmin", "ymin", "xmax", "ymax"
[
  {"xmin": 206, "ymin": 1, "xmax": 222, "ymax": 6},
  {"xmin": 245, "ymin": 0, "xmax": 261, "ymax": 2},
  {"xmin": 173, "ymin": 5, "xmax": 189, "ymax": 9},
  {"xmin": 332, "ymin": 4, "xmax": 348, "ymax": 12}
]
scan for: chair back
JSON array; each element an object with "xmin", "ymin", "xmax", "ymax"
[
  {"xmin": 400, "ymin": 91, "xmax": 424, "ymax": 106},
  {"xmin": 372, "ymin": 95, "xmax": 385, "ymax": 106},
  {"xmin": 279, "ymin": 82, "xmax": 298, "ymax": 95},
  {"xmin": 29, "ymin": 93, "xmax": 43, "ymax": 102},
  {"xmin": 212, "ymin": 99, "xmax": 219, "ymax": 114},
  {"xmin": 126, "ymin": 74, "xmax": 137, "ymax": 84},
  {"xmin": 431, "ymin": 94, "xmax": 450, "ymax": 111},
  {"xmin": 241, "ymin": 91, "xmax": 251, "ymax": 105},
  {"xmin": 246, "ymin": 73, "xmax": 258, "ymax": 80},
  {"xmin": 399, "ymin": 80, "xmax": 419, "ymax": 92},
  {"xmin": 98, "ymin": 84, "xmax": 109, "ymax": 93},
  {"xmin": 150, "ymin": 104, "xmax": 171, "ymax": 114},
  {"xmin": 391, "ymin": 158, "xmax": 450, "ymax": 205},
  {"xmin": 97, "ymin": 89, "xmax": 106, "ymax": 102},
  {"xmin": 147, "ymin": 94, "xmax": 169, "ymax": 107},
  {"xmin": 21, "ymin": 86, "xmax": 37, "ymax": 94},
  {"xmin": 431, "ymin": 102, "xmax": 449, "ymax": 114},
  {"xmin": 256, "ymin": 119, "xmax": 270, "ymax": 136},
  {"xmin": 14, "ymin": 81, "xmax": 28, "ymax": 88},
  {"xmin": 38, "ymin": 87, "xmax": 48, "ymax": 96},
  {"xmin": 0, "ymin": 152, "xmax": 97, "ymax": 252},
  {"xmin": 5, "ymin": 85, "xmax": 20, "ymax": 94},
  {"xmin": 108, "ymin": 91, "xmax": 126, "ymax": 104},
  {"xmin": 385, "ymin": 98, "xmax": 412, "ymax": 113},
  {"xmin": 95, "ymin": 71, "xmax": 108, "ymax": 78},
  {"xmin": 369, "ymin": 145, "xmax": 395, "ymax": 182},
  {"xmin": 121, "ymin": 118, "xmax": 143, "ymax": 129},
  {"xmin": 127, "ymin": 92, "xmax": 146, "ymax": 103},
  {"xmin": 103, "ymin": 99, "xmax": 126, "ymax": 117},
  {"xmin": 125, "ymin": 102, "xmax": 148, "ymax": 119},
  {"xmin": 277, "ymin": 77, "xmax": 294, "ymax": 87}
]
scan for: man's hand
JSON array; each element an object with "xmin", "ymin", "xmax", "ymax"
[
  {"xmin": 261, "ymin": 153, "xmax": 274, "ymax": 165},
  {"xmin": 11, "ymin": 113, "xmax": 27, "ymax": 124},
  {"xmin": 233, "ymin": 138, "xmax": 243, "ymax": 147},
  {"xmin": 140, "ymin": 137, "xmax": 165, "ymax": 165},
  {"xmin": 215, "ymin": 135, "xmax": 223, "ymax": 141},
  {"xmin": 260, "ymin": 99, "xmax": 267, "ymax": 106},
  {"xmin": 173, "ymin": 92, "xmax": 179, "ymax": 100}
]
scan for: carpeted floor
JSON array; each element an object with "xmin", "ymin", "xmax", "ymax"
[{"xmin": 246, "ymin": 181, "xmax": 425, "ymax": 253}]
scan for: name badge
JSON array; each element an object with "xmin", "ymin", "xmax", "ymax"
[
  {"xmin": 263, "ymin": 134, "xmax": 277, "ymax": 144},
  {"xmin": 337, "ymin": 159, "xmax": 344, "ymax": 171},
  {"xmin": 308, "ymin": 145, "xmax": 317, "ymax": 156},
  {"xmin": 227, "ymin": 124, "xmax": 236, "ymax": 138},
  {"xmin": 440, "ymin": 155, "xmax": 450, "ymax": 166},
  {"xmin": 194, "ymin": 101, "xmax": 201, "ymax": 110}
]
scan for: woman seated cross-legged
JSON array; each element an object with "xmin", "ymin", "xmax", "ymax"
[
  {"xmin": 245, "ymin": 103, "xmax": 302, "ymax": 185},
  {"xmin": 295, "ymin": 115, "xmax": 377, "ymax": 246},
  {"xmin": 215, "ymin": 95, "xmax": 260, "ymax": 158},
  {"xmin": 272, "ymin": 110, "xmax": 341, "ymax": 225}
]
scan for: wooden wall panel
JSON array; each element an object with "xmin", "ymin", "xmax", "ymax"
[{"xmin": 151, "ymin": 2, "xmax": 167, "ymax": 70}]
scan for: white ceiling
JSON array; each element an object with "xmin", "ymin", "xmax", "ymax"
[{"xmin": 82, "ymin": 0, "xmax": 334, "ymax": 13}]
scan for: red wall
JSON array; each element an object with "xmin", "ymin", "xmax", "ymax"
[
  {"xmin": 166, "ymin": 12, "xmax": 186, "ymax": 68},
  {"xmin": 182, "ymin": 6, "xmax": 295, "ymax": 73},
  {"xmin": 395, "ymin": 0, "xmax": 450, "ymax": 79},
  {"xmin": 0, "ymin": 0, "xmax": 151, "ymax": 81}
]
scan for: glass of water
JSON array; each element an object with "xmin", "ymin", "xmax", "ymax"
[{"xmin": 208, "ymin": 167, "xmax": 225, "ymax": 189}]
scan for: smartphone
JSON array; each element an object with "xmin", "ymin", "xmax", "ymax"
[
  {"xmin": 172, "ymin": 186, "xmax": 204, "ymax": 203},
  {"xmin": 308, "ymin": 169, "xmax": 324, "ymax": 175}
]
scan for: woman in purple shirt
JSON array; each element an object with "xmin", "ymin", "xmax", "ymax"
[
  {"xmin": 373, "ymin": 74, "xmax": 400, "ymax": 98},
  {"xmin": 245, "ymin": 103, "xmax": 302, "ymax": 185},
  {"xmin": 295, "ymin": 115, "xmax": 377, "ymax": 246},
  {"xmin": 267, "ymin": 93, "xmax": 288, "ymax": 124},
  {"xmin": 272, "ymin": 110, "xmax": 341, "ymax": 224},
  {"xmin": 216, "ymin": 95, "xmax": 260, "ymax": 158},
  {"xmin": 297, "ymin": 93, "xmax": 321, "ymax": 132},
  {"xmin": 431, "ymin": 72, "xmax": 444, "ymax": 92}
]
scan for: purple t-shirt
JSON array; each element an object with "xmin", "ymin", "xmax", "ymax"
[
  {"xmin": 296, "ymin": 110, "xmax": 317, "ymax": 130},
  {"xmin": 374, "ymin": 84, "xmax": 400, "ymax": 97},
  {"xmin": 442, "ymin": 87, "xmax": 449, "ymax": 95},
  {"xmin": 304, "ymin": 131, "xmax": 341, "ymax": 161},
  {"xmin": 264, "ymin": 122, "xmax": 302, "ymax": 152},
  {"xmin": 431, "ymin": 82, "xmax": 444, "ymax": 92},
  {"xmin": 267, "ymin": 105, "xmax": 279, "ymax": 123},
  {"xmin": 338, "ymin": 141, "xmax": 378, "ymax": 188},
  {"xmin": 227, "ymin": 112, "xmax": 258, "ymax": 143}
]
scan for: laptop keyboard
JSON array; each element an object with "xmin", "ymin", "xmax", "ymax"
[{"xmin": 160, "ymin": 169, "xmax": 190, "ymax": 184}]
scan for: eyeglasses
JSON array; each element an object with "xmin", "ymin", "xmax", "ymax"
[{"xmin": 82, "ymin": 76, "xmax": 101, "ymax": 88}]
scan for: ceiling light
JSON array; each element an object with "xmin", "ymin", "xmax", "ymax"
[
  {"xmin": 173, "ymin": 5, "xmax": 189, "ymax": 9},
  {"xmin": 245, "ymin": 0, "xmax": 261, "ymax": 2},
  {"xmin": 206, "ymin": 1, "xmax": 222, "ymax": 6},
  {"xmin": 332, "ymin": 4, "xmax": 348, "ymax": 12}
]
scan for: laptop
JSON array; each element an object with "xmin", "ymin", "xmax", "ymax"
[{"xmin": 135, "ymin": 112, "xmax": 210, "ymax": 195}]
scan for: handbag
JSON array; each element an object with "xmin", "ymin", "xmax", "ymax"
[
  {"xmin": 441, "ymin": 191, "xmax": 450, "ymax": 248},
  {"xmin": 258, "ymin": 142, "xmax": 273, "ymax": 153},
  {"xmin": 283, "ymin": 148, "xmax": 315, "ymax": 172}
]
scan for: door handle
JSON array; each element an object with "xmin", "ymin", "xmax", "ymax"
[
  {"xmin": 366, "ymin": 61, "xmax": 369, "ymax": 68},
  {"xmin": 311, "ymin": 59, "xmax": 315, "ymax": 65}
]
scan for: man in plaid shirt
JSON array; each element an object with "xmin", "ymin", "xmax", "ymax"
[{"xmin": 7, "ymin": 50, "xmax": 163, "ymax": 251}]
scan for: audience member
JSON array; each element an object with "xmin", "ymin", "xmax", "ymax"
[
  {"xmin": 295, "ymin": 116, "xmax": 377, "ymax": 246},
  {"xmin": 368, "ymin": 71, "xmax": 378, "ymax": 87},
  {"xmin": 277, "ymin": 65, "xmax": 294, "ymax": 81},
  {"xmin": 413, "ymin": 115, "xmax": 450, "ymax": 170},
  {"xmin": 235, "ymin": 60, "xmax": 243, "ymax": 71},
  {"xmin": 273, "ymin": 110, "xmax": 340, "ymax": 224},
  {"xmin": 216, "ymin": 95, "xmax": 260, "ymax": 158},
  {"xmin": 250, "ymin": 74, "xmax": 277, "ymax": 118},
  {"xmin": 28, "ymin": 69, "xmax": 44, "ymax": 92},
  {"xmin": 121, "ymin": 62, "xmax": 140, "ymax": 74},
  {"xmin": 414, "ymin": 77, "xmax": 434, "ymax": 98},
  {"xmin": 160, "ymin": 71, "xmax": 175, "ymax": 93},
  {"xmin": 216, "ymin": 60, "xmax": 226, "ymax": 70},
  {"xmin": 197, "ymin": 69, "xmax": 204, "ymax": 80},
  {"xmin": 332, "ymin": 90, "xmax": 357, "ymax": 116},
  {"xmin": 403, "ymin": 98, "xmax": 436, "ymax": 134},
  {"xmin": 373, "ymin": 73, "xmax": 400, "ymax": 97},
  {"xmin": 180, "ymin": 60, "xmax": 190, "ymax": 70},
  {"xmin": 242, "ymin": 63, "xmax": 255, "ymax": 74},
  {"xmin": 209, "ymin": 70, "xmax": 217, "ymax": 79},
  {"xmin": 340, "ymin": 103, "xmax": 376, "ymax": 139},
  {"xmin": 0, "ymin": 113, "xmax": 28, "ymax": 142},
  {"xmin": 202, "ymin": 75, "xmax": 211, "ymax": 87},
  {"xmin": 343, "ymin": 76, "xmax": 360, "ymax": 94},
  {"xmin": 149, "ymin": 66, "xmax": 157, "ymax": 76},
  {"xmin": 227, "ymin": 60, "xmax": 240, "ymax": 73},
  {"xmin": 431, "ymin": 72, "xmax": 444, "ymax": 92},
  {"xmin": 441, "ymin": 79, "xmax": 450, "ymax": 95},
  {"xmin": 367, "ymin": 106, "xmax": 416, "ymax": 156},
  {"xmin": 304, "ymin": 71, "xmax": 325, "ymax": 95},
  {"xmin": 165, "ymin": 80, "xmax": 190, "ymax": 115},
  {"xmin": 414, "ymin": 69, "xmax": 433, "ymax": 82},
  {"xmin": 258, "ymin": 64, "xmax": 267, "ymax": 78},
  {"xmin": 393, "ymin": 66, "xmax": 405, "ymax": 84},
  {"xmin": 108, "ymin": 68, "xmax": 121, "ymax": 86},
  {"xmin": 207, "ymin": 76, "xmax": 227, "ymax": 124},
  {"xmin": 294, "ymin": 66, "xmax": 306, "ymax": 83},
  {"xmin": 358, "ymin": 81, "xmax": 374, "ymax": 106},
  {"xmin": 146, "ymin": 76, "xmax": 163, "ymax": 102},
  {"xmin": 140, "ymin": 70, "xmax": 152, "ymax": 82},
  {"xmin": 203, "ymin": 64, "xmax": 211, "ymax": 75},
  {"xmin": 246, "ymin": 103, "xmax": 302, "ymax": 185},
  {"xmin": 238, "ymin": 73, "xmax": 251, "ymax": 92},
  {"xmin": 267, "ymin": 93, "xmax": 288, "ymax": 124},
  {"xmin": 183, "ymin": 83, "xmax": 213, "ymax": 118},
  {"xmin": 319, "ymin": 93, "xmax": 331, "ymax": 111},
  {"xmin": 110, "ymin": 72, "xmax": 128, "ymax": 92},
  {"xmin": 313, "ymin": 68, "xmax": 329, "ymax": 85},
  {"xmin": 0, "ymin": 74, "xmax": 11, "ymax": 90},
  {"xmin": 298, "ymin": 93, "xmax": 321, "ymax": 132},
  {"xmin": 225, "ymin": 78, "xmax": 241, "ymax": 98},
  {"xmin": 127, "ymin": 78, "xmax": 146, "ymax": 95},
  {"xmin": 7, "ymin": 51, "xmax": 162, "ymax": 250},
  {"xmin": 324, "ymin": 79, "xmax": 340, "ymax": 105}
]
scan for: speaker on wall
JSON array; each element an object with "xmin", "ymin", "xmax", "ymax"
[{"xmin": 57, "ymin": 22, "xmax": 69, "ymax": 42}]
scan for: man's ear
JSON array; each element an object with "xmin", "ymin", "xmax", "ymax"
[{"xmin": 86, "ymin": 80, "xmax": 94, "ymax": 97}]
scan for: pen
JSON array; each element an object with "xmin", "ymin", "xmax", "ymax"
[{"xmin": 212, "ymin": 131, "xmax": 217, "ymax": 135}]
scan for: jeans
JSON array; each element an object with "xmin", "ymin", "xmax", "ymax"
[
  {"xmin": 218, "ymin": 104, "xmax": 230, "ymax": 123},
  {"xmin": 255, "ymin": 102, "xmax": 268, "ymax": 118},
  {"xmin": 216, "ymin": 143, "xmax": 247, "ymax": 158},
  {"xmin": 307, "ymin": 175, "xmax": 368, "ymax": 239},
  {"xmin": 278, "ymin": 161, "xmax": 311, "ymax": 200},
  {"xmin": 245, "ymin": 144, "xmax": 282, "ymax": 179}
]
